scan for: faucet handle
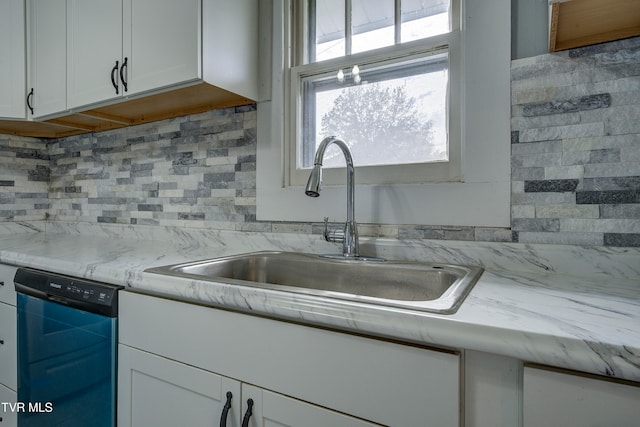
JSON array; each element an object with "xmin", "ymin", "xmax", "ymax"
[{"xmin": 323, "ymin": 217, "xmax": 345, "ymax": 243}]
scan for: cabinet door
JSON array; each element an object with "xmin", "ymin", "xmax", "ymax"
[
  {"xmin": 241, "ymin": 384, "xmax": 381, "ymax": 427},
  {"xmin": 202, "ymin": 0, "xmax": 257, "ymax": 100},
  {"xmin": 124, "ymin": 0, "xmax": 201, "ymax": 96},
  {"xmin": 67, "ymin": 0, "xmax": 123, "ymax": 108},
  {"xmin": 523, "ymin": 365, "xmax": 640, "ymax": 426},
  {"xmin": 0, "ymin": 383, "xmax": 17, "ymax": 427},
  {"xmin": 29, "ymin": 0, "xmax": 68, "ymax": 119},
  {"xmin": 0, "ymin": 264, "xmax": 18, "ymax": 306},
  {"xmin": 0, "ymin": 0, "xmax": 26, "ymax": 119},
  {"xmin": 118, "ymin": 345, "xmax": 242, "ymax": 427},
  {"xmin": 0, "ymin": 303, "xmax": 17, "ymax": 392}
]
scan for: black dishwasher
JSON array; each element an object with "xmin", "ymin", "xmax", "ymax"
[{"xmin": 14, "ymin": 268, "xmax": 123, "ymax": 427}]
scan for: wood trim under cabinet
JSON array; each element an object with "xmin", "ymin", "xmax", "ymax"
[
  {"xmin": 549, "ymin": 0, "xmax": 640, "ymax": 52},
  {"xmin": 0, "ymin": 83, "xmax": 255, "ymax": 139}
]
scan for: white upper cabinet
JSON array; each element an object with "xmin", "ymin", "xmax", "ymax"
[
  {"xmin": 67, "ymin": 0, "xmax": 123, "ymax": 108},
  {"xmin": 126, "ymin": 0, "xmax": 201, "ymax": 96},
  {"xmin": 0, "ymin": 0, "xmax": 26, "ymax": 119},
  {"xmin": 28, "ymin": 0, "xmax": 67, "ymax": 119},
  {"xmin": 67, "ymin": 0, "xmax": 202, "ymax": 109},
  {"xmin": 25, "ymin": 0, "xmax": 258, "ymax": 123},
  {"xmin": 202, "ymin": 0, "xmax": 257, "ymax": 101}
]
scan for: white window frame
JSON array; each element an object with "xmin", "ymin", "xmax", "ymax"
[
  {"xmin": 256, "ymin": 0, "xmax": 511, "ymax": 227},
  {"xmin": 287, "ymin": 0, "xmax": 462, "ymax": 187}
]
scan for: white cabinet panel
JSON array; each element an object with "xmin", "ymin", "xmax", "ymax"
[
  {"xmin": 28, "ymin": 0, "xmax": 67, "ymax": 118},
  {"xmin": 67, "ymin": 0, "xmax": 202, "ymax": 108},
  {"xmin": 120, "ymin": 291, "xmax": 461, "ymax": 427},
  {"xmin": 242, "ymin": 384, "xmax": 381, "ymax": 427},
  {"xmin": 0, "ymin": 0, "xmax": 26, "ymax": 119},
  {"xmin": 202, "ymin": 0, "xmax": 257, "ymax": 100},
  {"xmin": 118, "ymin": 344, "xmax": 381, "ymax": 427},
  {"xmin": 67, "ymin": 0, "xmax": 123, "ymax": 108},
  {"xmin": 0, "ymin": 303, "xmax": 17, "ymax": 392},
  {"xmin": 523, "ymin": 365, "xmax": 640, "ymax": 426},
  {"xmin": 0, "ymin": 265, "xmax": 17, "ymax": 392},
  {"xmin": 0, "ymin": 265, "xmax": 17, "ymax": 306},
  {"xmin": 0, "ymin": 383, "xmax": 18, "ymax": 427},
  {"xmin": 125, "ymin": 0, "xmax": 201, "ymax": 95},
  {"xmin": 465, "ymin": 351, "xmax": 521, "ymax": 427},
  {"xmin": 20, "ymin": 0, "xmax": 256, "ymax": 128},
  {"xmin": 118, "ymin": 345, "xmax": 242, "ymax": 427}
]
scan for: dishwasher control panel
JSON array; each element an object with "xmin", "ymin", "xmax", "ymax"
[{"xmin": 14, "ymin": 268, "xmax": 124, "ymax": 317}]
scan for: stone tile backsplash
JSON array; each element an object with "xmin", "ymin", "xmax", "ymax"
[
  {"xmin": 47, "ymin": 105, "xmax": 259, "ymax": 230},
  {"xmin": 1, "ymin": 37, "xmax": 639, "ymax": 246},
  {"xmin": 511, "ymin": 36, "xmax": 640, "ymax": 246},
  {"xmin": 0, "ymin": 136, "xmax": 49, "ymax": 221}
]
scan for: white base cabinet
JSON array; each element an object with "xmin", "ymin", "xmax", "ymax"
[
  {"xmin": 0, "ymin": 264, "xmax": 18, "ymax": 306},
  {"xmin": 0, "ymin": 264, "xmax": 17, "ymax": 427},
  {"xmin": 0, "ymin": 384, "xmax": 17, "ymax": 427},
  {"xmin": 118, "ymin": 345, "xmax": 379, "ymax": 427},
  {"xmin": 118, "ymin": 345, "xmax": 242, "ymax": 427},
  {"xmin": 242, "ymin": 384, "xmax": 379, "ymax": 427},
  {"xmin": 118, "ymin": 291, "xmax": 461, "ymax": 427},
  {"xmin": 523, "ymin": 365, "xmax": 640, "ymax": 426},
  {"xmin": 0, "ymin": 264, "xmax": 18, "ymax": 394},
  {"xmin": 0, "ymin": 304, "xmax": 17, "ymax": 393},
  {"xmin": 464, "ymin": 351, "xmax": 522, "ymax": 427}
]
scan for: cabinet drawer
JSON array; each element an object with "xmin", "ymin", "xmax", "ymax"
[
  {"xmin": 0, "ymin": 264, "xmax": 17, "ymax": 306},
  {"xmin": 120, "ymin": 291, "xmax": 461, "ymax": 427},
  {"xmin": 0, "ymin": 303, "xmax": 17, "ymax": 391},
  {"xmin": 0, "ymin": 383, "xmax": 17, "ymax": 427},
  {"xmin": 523, "ymin": 365, "xmax": 640, "ymax": 426}
]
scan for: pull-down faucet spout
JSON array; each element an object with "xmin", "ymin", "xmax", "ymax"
[{"xmin": 305, "ymin": 136, "xmax": 359, "ymax": 258}]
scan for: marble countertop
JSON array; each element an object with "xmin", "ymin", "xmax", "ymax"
[{"xmin": 1, "ymin": 222, "xmax": 639, "ymax": 382}]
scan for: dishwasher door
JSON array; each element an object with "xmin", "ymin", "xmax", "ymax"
[{"xmin": 17, "ymin": 293, "xmax": 117, "ymax": 427}]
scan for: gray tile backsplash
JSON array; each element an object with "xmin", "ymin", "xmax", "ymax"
[
  {"xmin": 511, "ymin": 36, "xmax": 640, "ymax": 246},
  {"xmin": 47, "ymin": 105, "xmax": 259, "ymax": 229},
  {"xmin": 1, "ymin": 37, "xmax": 639, "ymax": 246},
  {"xmin": 0, "ymin": 137, "xmax": 49, "ymax": 221}
]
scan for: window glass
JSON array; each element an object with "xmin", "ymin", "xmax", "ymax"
[
  {"xmin": 312, "ymin": 0, "xmax": 345, "ymax": 62},
  {"xmin": 296, "ymin": 0, "xmax": 456, "ymax": 185},
  {"xmin": 309, "ymin": 0, "xmax": 451, "ymax": 62},
  {"xmin": 401, "ymin": 0, "xmax": 450, "ymax": 42},
  {"xmin": 301, "ymin": 52, "xmax": 449, "ymax": 169},
  {"xmin": 351, "ymin": 0, "xmax": 395, "ymax": 55}
]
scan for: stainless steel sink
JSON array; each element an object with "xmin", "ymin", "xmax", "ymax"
[{"xmin": 145, "ymin": 251, "xmax": 483, "ymax": 314}]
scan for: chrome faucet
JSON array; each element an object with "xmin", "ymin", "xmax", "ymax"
[{"xmin": 305, "ymin": 136, "xmax": 360, "ymax": 258}]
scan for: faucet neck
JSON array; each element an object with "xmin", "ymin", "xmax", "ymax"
[{"xmin": 313, "ymin": 136, "xmax": 359, "ymax": 257}]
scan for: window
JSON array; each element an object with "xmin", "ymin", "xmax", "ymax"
[
  {"xmin": 287, "ymin": 0, "xmax": 461, "ymax": 186},
  {"xmin": 256, "ymin": 0, "xmax": 511, "ymax": 227}
]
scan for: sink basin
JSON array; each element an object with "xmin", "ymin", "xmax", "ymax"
[{"xmin": 145, "ymin": 251, "xmax": 483, "ymax": 314}]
